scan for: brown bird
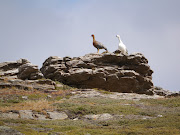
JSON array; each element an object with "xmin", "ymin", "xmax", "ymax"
[{"xmin": 91, "ymin": 34, "xmax": 108, "ymax": 53}]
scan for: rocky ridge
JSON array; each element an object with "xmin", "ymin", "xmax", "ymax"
[
  {"xmin": 0, "ymin": 54, "xmax": 179, "ymax": 134},
  {"xmin": 41, "ymin": 53, "xmax": 154, "ymax": 95},
  {"xmin": 0, "ymin": 53, "xmax": 179, "ymax": 96}
]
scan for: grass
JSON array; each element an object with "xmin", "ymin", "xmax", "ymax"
[
  {"xmin": 141, "ymin": 97, "xmax": 180, "ymax": 107},
  {"xmin": 0, "ymin": 99, "xmax": 55, "ymax": 112},
  {"xmin": 0, "ymin": 115, "xmax": 179, "ymax": 135},
  {"xmin": 55, "ymin": 81, "xmax": 75, "ymax": 90},
  {"xmin": 94, "ymin": 88, "xmax": 112, "ymax": 94},
  {"xmin": 54, "ymin": 97, "xmax": 140, "ymax": 117},
  {"xmin": 0, "ymin": 84, "xmax": 72, "ymax": 112},
  {"xmin": 0, "ymin": 85, "xmax": 180, "ymax": 134}
]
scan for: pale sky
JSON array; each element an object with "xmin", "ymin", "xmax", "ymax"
[{"xmin": 0, "ymin": 0, "xmax": 180, "ymax": 91}]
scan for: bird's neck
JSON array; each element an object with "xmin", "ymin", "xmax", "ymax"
[
  {"xmin": 118, "ymin": 37, "xmax": 121, "ymax": 43},
  {"xmin": 92, "ymin": 36, "xmax": 95, "ymax": 42}
]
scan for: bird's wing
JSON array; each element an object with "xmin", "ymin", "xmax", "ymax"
[
  {"xmin": 126, "ymin": 49, "xmax": 128, "ymax": 54},
  {"xmin": 95, "ymin": 41, "xmax": 107, "ymax": 50}
]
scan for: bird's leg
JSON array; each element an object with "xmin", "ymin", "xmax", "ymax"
[{"xmin": 97, "ymin": 49, "xmax": 99, "ymax": 53}]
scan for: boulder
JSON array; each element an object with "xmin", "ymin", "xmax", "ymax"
[
  {"xmin": 0, "ymin": 59, "xmax": 29, "ymax": 77},
  {"xmin": 18, "ymin": 63, "xmax": 43, "ymax": 80},
  {"xmin": 0, "ymin": 59, "xmax": 43, "ymax": 80},
  {"xmin": 41, "ymin": 53, "xmax": 154, "ymax": 95}
]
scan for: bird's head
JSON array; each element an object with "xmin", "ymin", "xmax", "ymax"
[
  {"xmin": 91, "ymin": 34, "xmax": 95, "ymax": 38},
  {"xmin": 116, "ymin": 35, "xmax": 120, "ymax": 38}
]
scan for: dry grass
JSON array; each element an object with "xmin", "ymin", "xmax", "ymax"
[
  {"xmin": 0, "ymin": 87, "xmax": 72, "ymax": 112},
  {"xmin": 0, "ymin": 88, "xmax": 43, "ymax": 96},
  {"xmin": 51, "ymin": 90, "xmax": 71, "ymax": 96},
  {"xmin": 0, "ymin": 99, "xmax": 61, "ymax": 112}
]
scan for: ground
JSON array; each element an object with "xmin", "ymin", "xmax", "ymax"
[{"xmin": 0, "ymin": 81, "xmax": 180, "ymax": 135}]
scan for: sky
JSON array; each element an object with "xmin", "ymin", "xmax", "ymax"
[{"xmin": 0, "ymin": 0, "xmax": 180, "ymax": 92}]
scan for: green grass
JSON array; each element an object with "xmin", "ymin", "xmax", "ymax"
[
  {"xmin": 55, "ymin": 81, "xmax": 75, "ymax": 90},
  {"xmin": 54, "ymin": 97, "xmax": 140, "ymax": 117},
  {"xmin": 141, "ymin": 97, "xmax": 180, "ymax": 107},
  {"xmin": 27, "ymin": 93, "xmax": 48, "ymax": 100},
  {"xmin": 1, "ymin": 116, "xmax": 179, "ymax": 135},
  {"xmin": 93, "ymin": 88, "xmax": 112, "ymax": 94},
  {"xmin": 0, "ymin": 88, "xmax": 180, "ymax": 135},
  {"xmin": 139, "ymin": 97, "xmax": 180, "ymax": 117},
  {"xmin": 0, "ymin": 95, "xmax": 24, "ymax": 107}
]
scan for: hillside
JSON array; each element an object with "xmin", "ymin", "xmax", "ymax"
[
  {"xmin": 0, "ymin": 83, "xmax": 180, "ymax": 135},
  {"xmin": 0, "ymin": 53, "xmax": 180, "ymax": 135}
]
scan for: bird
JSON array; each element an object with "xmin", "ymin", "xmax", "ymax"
[
  {"xmin": 116, "ymin": 35, "xmax": 128, "ymax": 54},
  {"xmin": 91, "ymin": 34, "xmax": 108, "ymax": 53}
]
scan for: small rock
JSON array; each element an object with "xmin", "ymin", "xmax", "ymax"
[
  {"xmin": 56, "ymin": 83, "xmax": 63, "ymax": 88},
  {"xmin": 123, "ymin": 104, "xmax": 131, "ymax": 106},
  {"xmin": 19, "ymin": 110, "xmax": 34, "ymax": 119},
  {"xmin": 47, "ymin": 95, "xmax": 52, "ymax": 98},
  {"xmin": 33, "ymin": 113, "xmax": 47, "ymax": 120},
  {"xmin": 83, "ymin": 113, "xmax": 113, "ymax": 121},
  {"xmin": 22, "ymin": 96, "xmax": 28, "ymax": 100},
  {"xmin": 47, "ymin": 111, "xmax": 68, "ymax": 120},
  {"xmin": 73, "ymin": 118, "xmax": 78, "ymax": 121},
  {"xmin": 157, "ymin": 114, "xmax": 163, "ymax": 118},
  {"xmin": 98, "ymin": 113, "xmax": 113, "ymax": 121},
  {"xmin": 71, "ymin": 91, "xmax": 77, "ymax": 94},
  {"xmin": 113, "ymin": 49, "xmax": 122, "ymax": 54},
  {"xmin": 83, "ymin": 114, "xmax": 99, "ymax": 120},
  {"xmin": 0, "ymin": 112, "xmax": 19, "ymax": 119}
]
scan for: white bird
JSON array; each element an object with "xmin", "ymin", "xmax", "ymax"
[{"xmin": 116, "ymin": 35, "xmax": 128, "ymax": 54}]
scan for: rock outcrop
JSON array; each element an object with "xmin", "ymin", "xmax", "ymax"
[
  {"xmin": 0, "ymin": 110, "xmax": 68, "ymax": 120},
  {"xmin": 41, "ymin": 53, "xmax": 154, "ymax": 95},
  {"xmin": 0, "ymin": 59, "xmax": 29, "ymax": 77},
  {"xmin": 0, "ymin": 59, "xmax": 43, "ymax": 80},
  {"xmin": 153, "ymin": 86, "xmax": 180, "ymax": 97},
  {"xmin": 0, "ymin": 59, "xmax": 54, "ymax": 91},
  {"xmin": 0, "ymin": 77, "xmax": 56, "ymax": 91},
  {"xmin": 18, "ymin": 63, "xmax": 43, "ymax": 80}
]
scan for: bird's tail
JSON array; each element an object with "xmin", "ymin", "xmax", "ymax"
[{"xmin": 104, "ymin": 47, "xmax": 108, "ymax": 51}]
